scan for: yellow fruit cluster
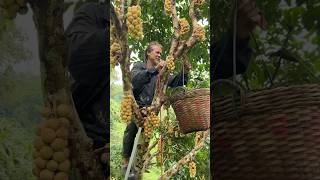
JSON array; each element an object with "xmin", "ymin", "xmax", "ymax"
[
  {"xmin": 142, "ymin": 108, "xmax": 160, "ymax": 138},
  {"xmin": 120, "ymin": 94, "xmax": 134, "ymax": 124},
  {"xmin": 126, "ymin": 5, "xmax": 143, "ymax": 40},
  {"xmin": 195, "ymin": 132, "xmax": 202, "ymax": 146},
  {"xmin": 193, "ymin": 25, "xmax": 206, "ymax": 42},
  {"xmin": 194, "ymin": 0, "xmax": 205, "ymax": 6},
  {"xmin": 110, "ymin": 42, "xmax": 121, "ymax": 68},
  {"xmin": 164, "ymin": 0, "xmax": 171, "ymax": 15},
  {"xmin": 179, "ymin": 18, "xmax": 190, "ymax": 36},
  {"xmin": 189, "ymin": 161, "xmax": 197, "ymax": 178},
  {"xmin": 156, "ymin": 138, "xmax": 164, "ymax": 163},
  {"xmin": 0, "ymin": 0, "xmax": 28, "ymax": 19},
  {"xmin": 33, "ymin": 104, "xmax": 72, "ymax": 180},
  {"xmin": 166, "ymin": 55, "xmax": 175, "ymax": 73}
]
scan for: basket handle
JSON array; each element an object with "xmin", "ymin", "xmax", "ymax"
[{"xmin": 212, "ymin": 79, "xmax": 246, "ymax": 106}]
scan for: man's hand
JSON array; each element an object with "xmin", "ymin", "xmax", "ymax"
[
  {"xmin": 156, "ymin": 60, "xmax": 166, "ymax": 71},
  {"xmin": 237, "ymin": 0, "xmax": 267, "ymax": 39}
]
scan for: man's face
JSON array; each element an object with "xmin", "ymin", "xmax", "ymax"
[{"xmin": 147, "ymin": 45, "xmax": 162, "ymax": 66}]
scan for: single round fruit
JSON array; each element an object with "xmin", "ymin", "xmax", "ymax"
[
  {"xmin": 46, "ymin": 160, "xmax": 58, "ymax": 171},
  {"xmin": 39, "ymin": 169, "xmax": 54, "ymax": 180},
  {"xmin": 34, "ymin": 157, "xmax": 47, "ymax": 169},
  {"xmin": 57, "ymin": 104, "xmax": 72, "ymax": 117},
  {"xmin": 51, "ymin": 138, "xmax": 68, "ymax": 151},
  {"xmin": 46, "ymin": 118, "xmax": 61, "ymax": 130},
  {"xmin": 41, "ymin": 128, "xmax": 56, "ymax": 144},
  {"xmin": 53, "ymin": 151, "xmax": 67, "ymax": 163},
  {"xmin": 56, "ymin": 127, "xmax": 69, "ymax": 139},
  {"xmin": 40, "ymin": 146, "xmax": 53, "ymax": 160},
  {"xmin": 58, "ymin": 160, "xmax": 71, "ymax": 172}
]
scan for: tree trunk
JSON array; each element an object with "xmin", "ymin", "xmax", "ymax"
[{"xmin": 29, "ymin": 0, "xmax": 106, "ymax": 179}]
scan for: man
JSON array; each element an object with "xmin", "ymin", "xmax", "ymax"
[
  {"xmin": 122, "ymin": 41, "xmax": 192, "ymax": 177},
  {"xmin": 212, "ymin": 0, "xmax": 266, "ymax": 80},
  {"xmin": 65, "ymin": 1, "xmax": 109, "ymax": 177}
]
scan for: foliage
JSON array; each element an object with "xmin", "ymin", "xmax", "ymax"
[
  {"xmin": 0, "ymin": 73, "xmax": 42, "ymax": 180},
  {"xmin": 212, "ymin": 0, "xmax": 320, "ymax": 90},
  {"xmin": 128, "ymin": 0, "xmax": 210, "ymax": 88}
]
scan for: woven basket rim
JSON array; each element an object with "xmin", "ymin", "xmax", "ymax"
[{"xmin": 170, "ymin": 88, "xmax": 210, "ymax": 102}]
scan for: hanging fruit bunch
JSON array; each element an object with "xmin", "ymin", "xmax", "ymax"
[
  {"xmin": 33, "ymin": 96, "xmax": 72, "ymax": 180},
  {"xmin": 142, "ymin": 107, "xmax": 160, "ymax": 138},
  {"xmin": 126, "ymin": 5, "xmax": 143, "ymax": 40},
  {"xmin": 178, "ymin": 18, "xmax": 190, "ymax": 36},
  {"xmin": 120, "ymin": 92, "xmax": 134, "ymax": 124},
  {"xmin": 110, "ymin": 41, "xmax": 121, "ymax": 68},
  {"xmin": 0, "ymin": 0, "xmax": 28, "ymax": 19},
  {"xmin": 166, "ymin": 55, "xmax": 175, "ymax": 73},
  {"xmin": 194, "ymin": 0, "xmax": 205, "ymax": 6},
  {"xmin": 189, "ymin": 161, "xmax": 197, "ymax": 178},
  {"xmin": 156, "ymin": 137, "xmax": 164, "ymax": 165},
  {"xmin": 164, "ymin": 0, "xmax": 172, "ymax": 15},
  {"xmin": 193, "ymin": 24, "xmax": 206, "ymax": 42},
  {"xmin": 194, "ymin": 131, "xmax": 203, "ymax": 146}
]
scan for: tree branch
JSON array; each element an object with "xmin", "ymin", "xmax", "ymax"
[
  {"xmin": 169, "ymin": 0, "xmax": 179, "ymax": 55},
  {"xmin": 110, "ymin": 3, "xmax": 122, "ymax": 40},
  {"xmin": 173, "ymin": 0, "xmax": 198, "ymax": 59},
  {"xmin": 158, "ymin": 130, "xmax": 209, "ymax": 179}
]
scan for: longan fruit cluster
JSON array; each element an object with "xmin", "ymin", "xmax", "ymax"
[
  {"xmin": 166, "ymin": 55, "xmax": 175, "ymax": 73},
  {"xmin": 179, "ymin": 18, "xmax": 190, "ymax": 36},
  {"xmin": 194, "ymin": 0, "xmax": 205, "ymax": 6},
  {"xmin": 120, "ymin": 94, "xmax": 134, "ymax": 124},
  {"xmin": 110, "ymin": 42, "xmax": 121, "ymax": 68},
  {"xmin": 126, "ymin": 5, "xmax": 143, "ymax": 40},
  {"xmin": 164, "ymin": 0, "xmax": 171, "ymax": 15},
  {"xmin": 194, "ymin": 131, "xmax": 202, "ymax": 146},
  {"xmin": 156, "ymin": 138, "xmax": 164, "ymax": 163},
  {"xmin": 193, "ymin": 25, "xmax": 206, "ymax": 42},
  {"xmin": 142, "ymin": 107, "xmax": 160, "ymax": 138},
  {"xmin": 33, "ymin": 103, "xmax": 72, "ymax": 180},
  {"xmin": 0, "ymin": 0, "xmax": 28, "ymax": 19},
  {"xmin": 189, "ymin": 161, "xmax": 197, "ymax": 178}
]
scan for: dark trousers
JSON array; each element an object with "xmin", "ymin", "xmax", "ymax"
[{"xmin": 122, "ymin": 121, "xmax": 138, "ymax": 158}]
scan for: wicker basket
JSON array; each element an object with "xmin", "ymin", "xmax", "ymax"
[
  {"xmin": 213, "ymin": 83, "xmax": 320, "ymax": 180},
  {"xmin": 170, "ymin": 88, "xmax": 210, "ymax": 134}
]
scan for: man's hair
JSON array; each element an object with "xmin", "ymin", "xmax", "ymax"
[{"xmin": 144, "ymin": 41, "xmax": 163, "ymax": 62}]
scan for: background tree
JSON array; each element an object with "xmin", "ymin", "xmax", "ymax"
[{"xmin": 110, "ymin": 0, "xmax": 210, "ymax": 179}]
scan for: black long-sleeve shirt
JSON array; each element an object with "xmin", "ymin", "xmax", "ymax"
[
  {"xmin": 131, "ymin": 62, "xmax": 188, "ymax": 107},
  {"xmin": 65, "ymin": 2, "xmax": 109, "ymax": 111},
  {"xmin": 65, "ymin": 2, "xmax": 109, "ymax": 148},
  {"xmin": 212, "ymin": 34, "xmax": 252, "ymax": 80}
]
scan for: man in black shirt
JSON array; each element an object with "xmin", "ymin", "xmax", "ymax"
[
  {"xmin": 65, "ymin": 2, "xmax": 109, "ymax": 176},
  {"xmin": 122, "ymin": 41, "xmax": 191, "ymax": 177}
]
